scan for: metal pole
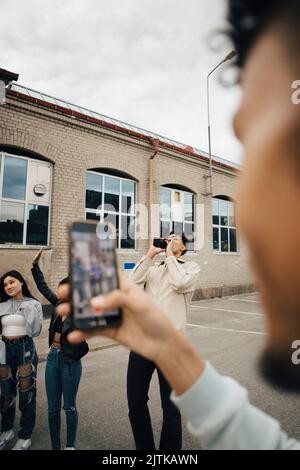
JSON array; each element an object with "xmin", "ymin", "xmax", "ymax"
[
  {"xmin": 207, "ymin": 74, "xmax": 212, "ymax": 196},
  {"xmin": 205, "ymin": 51, "xmax": 236, "ymax": 197}
]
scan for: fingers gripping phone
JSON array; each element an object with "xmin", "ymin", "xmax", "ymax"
[{"xmin": 69, "ymin": 220, "xmax": 122, "ymax": 330}]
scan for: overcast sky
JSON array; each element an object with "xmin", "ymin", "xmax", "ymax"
[{"xmin": 0, "ymin": 0, "xmax": 244, "ymax": 164}]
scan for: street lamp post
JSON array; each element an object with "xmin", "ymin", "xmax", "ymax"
[{"xmin": 205, "ymin": 50, "xmax": 236, "ymax": 196}]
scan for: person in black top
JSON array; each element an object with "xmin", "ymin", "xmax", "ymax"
[{"xmin": 31, "ymin": 250, "xmax": 88, "ymax": 450}]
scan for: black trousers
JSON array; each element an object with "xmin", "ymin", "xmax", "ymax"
[{"xmin": 127, "ymin": 351, "xmax": 182, "ymax": 450}]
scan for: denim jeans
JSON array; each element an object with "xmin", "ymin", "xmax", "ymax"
[
  {"xmin": 127, "ymin": 351, "xmax": 182, "ymax": 450},
  {"xmin": 0, "ymin": 337, "xmax": 38, "ymax": 439},
  {"xmin": 45, "ymin": 347, "xmax": 82, "ymax": 450}
]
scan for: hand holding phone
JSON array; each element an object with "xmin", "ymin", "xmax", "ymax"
[{"xmin": 69, "ymin": 221, "xmax": 122, "ymax": 330}]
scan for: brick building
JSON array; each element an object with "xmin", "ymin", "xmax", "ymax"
[{"xmin": 0, "ymin": 77, "xmax": 254, "ymax": 307}]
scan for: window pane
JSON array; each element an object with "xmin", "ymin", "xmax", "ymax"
[
  {"xmin": 86, "ymin": 212, "xmax": 100, "ymax": 221},
  {"xmin": 183, "ymin": 223, "xmax": 194, "ymax": 251},
  {"xmin": 221, "ymin": 227, "xmax": 229, "ymax": 252},
  {"xmin": 86, "ymin": 172, "xmax": 102, "ymax": 210},
  {"xmin": 172, "ymin": 221, "xmax": 183, "ymax": 236},
  {"xmin": 121, "ymin": 180, "xmax": 135, "ymax": 214},
  {"xmin": 104, "ymin": 212, "xmax": 119, "ymax": 241},
  {"xmin": 160, "ymin": 188, "xmax": 171, "ymax": 220},
  {"xmin": 228, "ymin": 202, "xmax": 236, "ymax": 227},
  {"xmin": 213, "ymin": 215, "xmax": 219, "ymax": 225},
  {"xmin": 104, "ymin": 176, "xmax": 120, "ymax": 212},
  {"xmin": 0, "ymin": 201, "xmax": 24, "ymax": 244},
  {"xmin": 174, "ymin": 191, "xmax": 181, "ymax": 202},
  {"xmin": 220, "ymin": 216, "xmax": 228, "ymax": 226},
  {"xmin": 230, "ymin": 228, "xmax": 237, "ymax": 253},
  {"xmin": 213, "ymin": 227, "xmax": 219, "ymax": 250},
  {"xmin": 26, "ymin": 205, "xmax": 49, "ymax": 245},
  {"xmin": 2, "ymin": 156, "xmax": 27, "ymax": 200},
  {"xmin": 212, "ymin": 199, "xmax": 219, "ymax": 214},
  {"xmin": 160, "ymin": 221, "xmax": 170, "ymax": 238},
  {"xmin": 212, "ymin": 198, "xmax": 219, "ymax": 225},
  {"xmin": 121, "ymin": 216, "xmax": 135, "ymax": 249},
  {"xmin": 184, "ymin": 193, "xmax": 194, "ymax": 222},
  {"xmin": 219, "ymin": 200, "xmax": 228, "ymax": 226},
  {"xmin": 184, "ymin": 222, "xmax": 194, "ymax": 238}
]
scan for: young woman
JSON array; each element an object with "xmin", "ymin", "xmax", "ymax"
[
  {"xmin": 31, "ymin": 250, "xmax": 88, "ymax": 450},
  {"xmin": 0, "ymin": 270, "xmax": 43, "ymax": 450}
]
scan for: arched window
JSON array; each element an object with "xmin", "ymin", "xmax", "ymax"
[
  {"xmin": 0, "ymin": 151, "xmax": 52, "ymax": 246},
  {"xmin": 160, "ymin": 185, "xmax": 195, "ymax": 250},
  {"xmin": 212, "ymin": 196, "xmax": 237, "ymax": 253},
  {"xmin": 85, "ymin": 169, "xmax": 136, "ymax": 249}
]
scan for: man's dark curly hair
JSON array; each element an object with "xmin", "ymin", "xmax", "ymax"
[{"xmin": 227, "ymin": 0, "xmax": 300, "ymax": 68}]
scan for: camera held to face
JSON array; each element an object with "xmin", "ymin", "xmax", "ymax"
[{"xmin": 153, "ymin": 238, "xmax": 168, "ymax": 250}]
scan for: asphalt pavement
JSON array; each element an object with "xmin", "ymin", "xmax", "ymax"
[{"xmin": 8, "ymin": 292, "xmax": 300, "ymax": 450}]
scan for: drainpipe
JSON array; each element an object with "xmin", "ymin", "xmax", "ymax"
[{"xmin": 148, "ymin": 138, "xmax": 160, "ymax": 247}]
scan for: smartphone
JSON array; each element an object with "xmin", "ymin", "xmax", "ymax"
[
  {"xmin": 153, "ymin": 237, "xmax": 168, "ymax": 249},
  {"xmin": 69, "ymin": 220, "xmax": 122, "ymax": 330}
]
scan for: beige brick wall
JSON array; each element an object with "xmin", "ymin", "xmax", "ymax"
[{"xmin": 0, "ymin": 94, "xmax": 254, "ymax": 303}]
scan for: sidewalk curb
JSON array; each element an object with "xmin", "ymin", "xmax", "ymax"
[{"xmin": 37, "ymin": 342, "xmax": 119, "ymax": 363}]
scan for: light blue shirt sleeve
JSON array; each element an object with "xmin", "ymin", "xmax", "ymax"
[{"xmin": 171, "ymin": 362, "xmax": 300, "ymax": 450}]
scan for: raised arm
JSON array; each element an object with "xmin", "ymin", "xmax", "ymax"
[
  {"xmin": 130, "ymin": 245, "xmax": 164, "ymax": 287},
  {"xmin": 31, "ymin": 250, "xmax": 58, "ymax": 306}
]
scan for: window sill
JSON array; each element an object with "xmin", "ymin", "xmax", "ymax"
[
  {"xmin": 185, "ymin": 251, "xmax": 198, "ymax": 256},
  {"xmin": 213, "ymin": 251, "xmax": 240, "ymax": 256},
  {"xmin": 116, "ymin": 249, "xmax": 139, "ymax": 254},
  {"xmin": 0, "ymin": 245, "xmax": 51, "ymax": 250}
]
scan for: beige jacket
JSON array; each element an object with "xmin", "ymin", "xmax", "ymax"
[{"xmin": 130, "ymin": 255, "xmax": 200, "ymax": 331}]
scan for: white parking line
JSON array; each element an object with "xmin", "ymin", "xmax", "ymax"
[
  {"xmin": 190, "ymin": 306, "xmax": 264, "ymax": 317},
  {"xmin": 228, "ymin": 298, "xmax": 261, "ymax": 303},
  {"xmin": 236, "ymin": 293, "xmax": 258, "ymax": 298},
  {"xmin": 239, "ymin": 296, "xmax": 260, "ymax": 301},
  {"xmin": 186, "ymin": 323, "xmax": 267, "ymax": 336}
]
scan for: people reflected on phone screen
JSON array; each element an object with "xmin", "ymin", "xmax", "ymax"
[{"xmin": 72, "ymin": 232, "xmax": 118, "ymax": 318}]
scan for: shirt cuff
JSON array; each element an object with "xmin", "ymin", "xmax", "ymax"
[{"xmin": 170, "ymin": 362, "xmax": 230, "ymax": 426}]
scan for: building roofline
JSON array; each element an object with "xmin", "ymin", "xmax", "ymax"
[{"xmin": 7, "ymin": 83, "xmax": 240, "ymax": 173}]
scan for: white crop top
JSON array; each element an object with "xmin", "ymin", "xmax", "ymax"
[{"xmin": 1, "ymin": 314, "xmax": 27, "ymax": 337}]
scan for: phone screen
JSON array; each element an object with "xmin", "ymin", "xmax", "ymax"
[{"xmin": 70, "ymin": 221, "xmax": 122, "ymax": 330}]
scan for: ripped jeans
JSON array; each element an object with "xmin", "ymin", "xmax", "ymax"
[
  {"xmin": 0, "ymin": 336, "xmax": 38, "ymax": 439},
  {"xmin": 45, "ymin": 347, "xmax": 82, "ymax": 450}
]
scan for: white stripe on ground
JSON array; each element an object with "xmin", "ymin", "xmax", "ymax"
[
  {"xmin": 238, "ymin": 297, "xmax": 260, "ymax": 301},
  {"xmin": 190, "ymin": 306, "xmax": 264, "ymax": 317},
  {"xmin": 186, "ymin": 323, "xmax": 267, "ymax": 336},
  {"xmin": 228, "ymin": 298, "xmax": 261, "ymax": 303},
  {"xmin": 235, "ymin": 293, "xmax": 258, "ymax": 298}
]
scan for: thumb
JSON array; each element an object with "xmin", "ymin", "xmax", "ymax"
[{"xmin": 91, "ymin": 289, "xmax": 129, "ymax": 313}]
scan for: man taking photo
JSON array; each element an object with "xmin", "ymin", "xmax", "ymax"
[{"xmin": 127, "ymin": 233, "xmax": 200, "ymax": 450}]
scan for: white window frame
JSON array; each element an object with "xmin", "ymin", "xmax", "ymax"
[
  {"xmin": 212, "ymin": 197, "xmax": 238, "ymax": 254},
  {"xmin": 0, "ymin": 152, "xmax": 52, "ymax": 248},
  {"xmin": 85, "ymin": 170, "xmax": 136, "ymax": 250},
  {"xmin": 160, "ymin": 187, "xmax": 195, "ymax": 251}
]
